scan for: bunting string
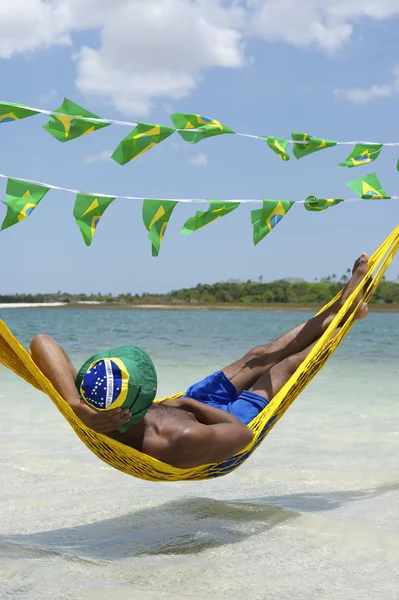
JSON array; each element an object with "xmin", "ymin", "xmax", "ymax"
[
  {"xmin": 4, "ymin": 100, "xmax": 399, "ymax": 145},
  {"xmin": 0, "ymin": 170, "xmax": 396, "ymax": 255},
  {"xmin": 1, "ymin": 172, "xmax": 398, "ymax": 204},
  {"xmin": 2, "ymin": 99, "xmax": 399, "ymax": 168}
]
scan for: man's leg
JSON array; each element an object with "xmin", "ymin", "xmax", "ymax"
[
  {"xmin": 222, "ymin": 254, "xmax": 369, "ymax": 395},
  {"xmin": 248, "ymin": 337, "xmax": 323, "ymax": 401}
]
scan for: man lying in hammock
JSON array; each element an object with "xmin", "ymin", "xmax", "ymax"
[{"xmin": 31, "ymin": 254, "xmax": 369, "ymax": 470}]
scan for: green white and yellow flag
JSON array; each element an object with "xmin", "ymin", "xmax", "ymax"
[
  {"xmin": 171, "ymin": 113, "xmax": 235, "ymax": 144},
  {"xmin": 181, "ymin": 200, "xmax": 240, "ymax": 234},
  {"xmin": 1, "ymin": 178, "xmax": 50, "ymax": 230},
  {"xmin": 0, "ymin": 101, "xmax": 39, "ymax": 124},
  {"xmin": 251, "ymin": 200, "xmax": 293, "ymax": 245},
  {"xmin": 339, "ymin": 143, "xmax": 383, "ymax": 168},
  {"xmin": 111, "ymin": 122, "xmax": 175, "ymax": 165},
  {"xmin": 346, "ymin": 173, "xmax": 390, "ymax": 199},
  {"xmin": 304, "ymin": 196, "xmax": 344, "ymax": 212},
  {"xmin": 292, "ymin": 132, "xmax": 337, "ymax": 159},
  {"xmin": 266, "ymin": 137, "xmax": 290, "ymax": 161},
  {"xmin": 142, "ymin": 199, "xmax": 178, "ymax": 257},
  {"xmin": 43, "ymin": 98, "xmax": 110, "ymax": 142},
  {"xmin": 73, "ymin": 194, "xmax": 115, "ymax": 246}
]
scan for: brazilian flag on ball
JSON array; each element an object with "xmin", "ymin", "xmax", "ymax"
[{"xmin": 75, "ymin": 345, "xmax": 158, "ymax": 433}]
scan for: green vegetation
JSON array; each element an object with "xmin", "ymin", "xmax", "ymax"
[{"xmin": 2, "ymin": 274, "xmax": 399, "ymax": 305}]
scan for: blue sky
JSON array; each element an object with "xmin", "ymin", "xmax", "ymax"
[{"xmin": 0, "ymin": 0, "xmax": 398, "ymax": 295}]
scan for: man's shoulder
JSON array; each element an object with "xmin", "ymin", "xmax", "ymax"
[
  {"xmin": 148, "ymin": 408, "xmax": 208, "ymax": 447},
  {"xmin": 144, "ymin": 415, "xmax": 210, "ymax": 469}
]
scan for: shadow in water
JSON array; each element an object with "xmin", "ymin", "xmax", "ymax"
[
  {"xmin": 1, "ymin": 482, "xmax": 397, "ymax": 562},
  {"xmin": 0, "ymin": 497, "xmax": 298, "ymax": 561},
  {"xmin": 251, "ymin": 481, "xmax": 399, "ymax": 513}
]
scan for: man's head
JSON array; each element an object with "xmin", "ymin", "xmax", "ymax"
[{"xmin": 75, "ymin": 345, "xmax": 157, "ymax": 432}]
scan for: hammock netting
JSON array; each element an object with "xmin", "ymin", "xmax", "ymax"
[{"xmin": 1, "ymin": 224, "xmax": 398, "ymax": 482}]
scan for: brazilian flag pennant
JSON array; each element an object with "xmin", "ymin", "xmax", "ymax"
[
  {"xmin": 142, "ymin": 199, "xmax": 178, "ymax": 257},
  {"xmin": 73, "ymin": 194, "xmax": 115, "ymax": 246},
  {"xmin": 171, "ymin": 113, "xmax": 235, "ymax": 144},
  {"xmin": 339, "ymin": 143, "xmax": 383, "ymax": 168},
  {"xmin": 292, "ymin": 132, "xmax": 337, "ymax": 159},
  {"xmin": 181, "ymin": 200, "xmax": 240, "ymax": 234},
  {"xmin": 43, "ymin": 98, "xmax": 110, "ymax": 142},
  {"xmin": 251, "ymin": 200, "xmax": 293, "ymax": 245},
  {"xmin": 111, "ymin": 122, "xmax": 175, "ymax": 165},
  {"xmin": 346, "ymin": 173, "xmax": 391, "ymax": 200},
  {"xmin": 266, "ymin": 137, "xmax": 290, "ymax": 161},
  {"xmin": 1, "ymin": 178, "xmax": 50, "ymax": 230},
  {"xmin": 0, "ymin": 101, "xmax": 39, "ymax": 124},
  {"xmin": 304, "ymin": 196, "xmax": 344, "ymax": 212}
]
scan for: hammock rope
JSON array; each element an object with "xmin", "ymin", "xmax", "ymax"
[{"xmin": 1, "ymin": 224, "xmax": 398, "ymax": 481}]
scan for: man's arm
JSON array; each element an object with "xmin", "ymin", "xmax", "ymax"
[
  {"xmin": 30, "ymin": 334, "xmax": 131, "ymax": 433},
  {"xmin": 163, "ymin": 420, "xmax": 254, "ymax": 469},
  {"xmin": 161, "ymin": 396, "xmax": 244, "ymax": 426}
]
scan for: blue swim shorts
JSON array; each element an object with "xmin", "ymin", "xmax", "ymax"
[{"xmin": 185, "ymin": 370, "xmax": 269, "ymax": 425}]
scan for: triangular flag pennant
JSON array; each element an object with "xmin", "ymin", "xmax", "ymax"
[
  {"xmin": 142, "ymin": 199, "xmax": 178, "ymax": 257},
  {"xmin": 181, "ymin": 200, "xmax": 240, "ymax": 234},
  {"xmin": 0, "ymin": 101, "xmax": 39, "ymax": 124},
  {"xmin": 251, "ymin": 200, "xmax": 293, "ymax": 245},
  {"xmin": 111, "ymin": 122, "xmax": 175, "ymax": 165},
  {"xmin": 339, "ymin": 144, "xmax": 383, "ymax": 168},
  {"xmin": 266, "ymin": 137, "xmax": 290, "ymax": 161},
  {"xmin": 73, "ymin": 194, "xmax": 115, "ymax": 246},
  {"xmin": 171, "ymin": 113, "xmax": 235, "ymax": 144},
  {"xmin": 292, "ymin": 132, "xmax": 337, "ymax": 159},
  {"xmin": 346, "ymin": 173, "xmax": 391, "ymax": 199},
  {"xmin": 1, "ymin": 178, "xmax": 50, "ymax": 230},
  {"xmin": 43, "ymin": 98, "xmax": 110, "ymax": 142},
  {"xmin": 304, "ymin": 196, "xmax": 344, "ymax": 212}
]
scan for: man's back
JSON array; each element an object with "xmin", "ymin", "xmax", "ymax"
[{"xmin": 98, "ymin": 398, "xmax": 254, "ymax": 469}]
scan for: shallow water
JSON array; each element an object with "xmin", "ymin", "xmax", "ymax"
[{"xmin": 0, "ymin": 308, "xmax": 398, "ymax": 600}]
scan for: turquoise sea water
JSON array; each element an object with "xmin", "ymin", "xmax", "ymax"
[{"xmin": 0, "ymin": 308, "xmax": 398, "ymax": 600}]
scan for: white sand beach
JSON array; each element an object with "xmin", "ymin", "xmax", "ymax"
[{"xmin": 0, "ymin": 302, "xmax": 68, "ymax": 308}]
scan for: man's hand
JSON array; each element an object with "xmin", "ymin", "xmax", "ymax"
[
  {"xmin": 30, "ymin": 334, "xmax": 133, "ymax": 434},
  {"xmin": 73, "ymin": 400, "xmax": 132, "ymax": 433}
]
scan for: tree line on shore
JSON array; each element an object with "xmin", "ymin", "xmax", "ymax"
[{"xmin": 2, "ymin": 274, "xmax": 399, "ymax": 305}]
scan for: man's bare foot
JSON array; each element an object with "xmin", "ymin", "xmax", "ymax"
[
  {"xmin": 330, "ymin": 254, "xmax": 369, "ymax": 321},
  {"xmin": 356, "ymin": 302, "xmax": 369, "ymax": 320},
  {"xmin": 349, "ymin": 254, "xmax": 369, "ymax": 320}
]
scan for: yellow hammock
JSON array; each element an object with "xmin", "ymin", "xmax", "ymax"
[{"xmin": 1, "ymin": 224, "xmax": 398, "ymax": 482}]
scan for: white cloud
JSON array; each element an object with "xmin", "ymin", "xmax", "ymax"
[
  {"xmin": 334, "ymin": 85, "xmax": 394, "ymax": 104},
  {"xmin": 75, "ymin": 0, "xmax": 246, "ymax": 116},
  {"xmin": 38, "ymin": 89, "xmax": 59, "ymax": 105},
  {"xmin": 245, "ymin": 0, "xmax": 352, "ymax": 52},
  {"xmin": 333, "ymin": 66, "xmax": 399, "ymax": 103},
  {"xmin": 3, "ymin": 1, "xmax": 399, "ymax": 113},
  {"xmin": 84, "ymin": 150, "xmax": 112, "ymax": 164},
  {"xmin": 0, "ymin": 0, "xmax": 70, "ymax": 59},
  {"xmin": 244, "ymin": 0, "xmax": 399, "ymax": 51},
  {"xmin": 52, "ymin": 0, "xmax": 132, "ymax": 30},
  {"xmin": 170, "ymin": 140, "xmax": 185, "ymax": 150},
  {"xmin": 187, "ymin": 153, "xmax": 208, "ymax": 167},
  {"xmin": 327, "ymin": 0, "xmax": 399, "ymax": 21}
]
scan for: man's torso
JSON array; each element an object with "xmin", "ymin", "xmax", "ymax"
[{"xmin": 106, "ymin": 401, "xmax": 198, "ymax": 461}]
